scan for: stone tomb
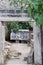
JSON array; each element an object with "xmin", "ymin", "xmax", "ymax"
[{"xmin": 0, "ymin": 20, "xmax": 42, "ymax": 65}]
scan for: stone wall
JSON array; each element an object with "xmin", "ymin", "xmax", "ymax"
[
  {"xmin": 33, "ymin": 22, "xmax": 42, "ymax": 64},
  {"xmin": 0, "ymin": 22, "xmax": 4, "ymax": 64},
  {"xmin": 0, "ymin": 22, "xmax": 5, "ymax": 64}
]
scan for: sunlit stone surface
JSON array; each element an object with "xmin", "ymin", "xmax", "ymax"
[{"xmin": 0, "ymin": 0, "xmax": 11, "ymax": 9}]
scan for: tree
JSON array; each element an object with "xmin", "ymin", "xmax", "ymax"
[
  {"xmin": 6, "ymin": 22, "xmax": 33, "ymax": 32},
  {"xmin": 10, "ymin": 0, "xmax": 43, "ymax": 26},
  {"xmin": 27, "ymin": 0, "xmax": 43, "ymax": 26}
]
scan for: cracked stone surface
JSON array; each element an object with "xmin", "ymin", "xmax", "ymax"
[
  {"xmin": 4, "ymin": 42, "xmax": 33, "ymax": 65},
  {"xmin": 5, "ymin": 59, "xmax": 34, "ymax": 65}
]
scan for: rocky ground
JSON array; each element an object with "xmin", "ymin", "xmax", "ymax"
[
  {"xmin": 5, "ymin": 59, "xmax": 34, "ymax": 65},
  {"xmin": 4, "ymin": 41, "xmax": 34, "ymax": 65}
]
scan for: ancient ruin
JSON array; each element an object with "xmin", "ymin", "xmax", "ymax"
[{"xmin": 0, "ymin": 0, "xmax": 42, "ymax": 65}]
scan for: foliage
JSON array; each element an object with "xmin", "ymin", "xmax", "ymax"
[
  {"xmin": 6, "ymin": 22, "xmax": 33, "ymax": 32},
  {"xmin": 27, "ymin": 0, "xmax": 43, "ymax": 26},
  {"xmin": 10, "ymin": 0, "xmax": 43, "ymax": 26}
]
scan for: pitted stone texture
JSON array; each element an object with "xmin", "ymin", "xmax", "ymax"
[
  {"xmin": 0, "ymin": 22, "xmax": 4, "ymax": 64},
  {"xmin": 5, "ymin": 59, "xmax": 33, "ymax": 65},
  {"xmin": 33, "ymin": 22, "xmax": 42, "ymax": 64}
]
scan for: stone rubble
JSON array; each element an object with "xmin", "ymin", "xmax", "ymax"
[{"xmin": 4, "ymin": 41, "xmax": 34, "ymax": 65}]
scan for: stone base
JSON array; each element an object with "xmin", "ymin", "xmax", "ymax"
[
  {"xmin": 35, "ymin": 64, "xmax": 43, "ymax": 65},
  {"xmin": 0, "ymin": 63, "xmax": 4, "ymax": 65}
]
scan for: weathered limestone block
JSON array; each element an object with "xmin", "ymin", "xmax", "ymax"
[
  {"xmin": 33, "ymin": 22, "xmax": 42, "ymax": 64},
  {"xmin": 0, "ymin": 22, "xmax": 4, "ymax": 64},
  {"xmin": 2, "ymin": 25, "xmax": 5, "ymax": 44},
  {"xmin": 27, "ymin": 47, "xmax": 34, "ymax": 64}
]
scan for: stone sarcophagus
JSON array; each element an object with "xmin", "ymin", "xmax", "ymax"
[{"xmin": 10, "ymin": 29, "xmax": 30, "ymax": 41}]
